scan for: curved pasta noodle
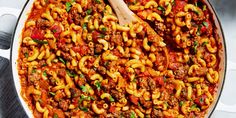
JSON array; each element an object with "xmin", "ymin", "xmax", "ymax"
[
  {"xmin": 28, "ymin": 47, "xmax": 39, "ymax": 61},
  {"xmin": 92, "ymin": 102, "xmax": 105, "ymax": 114},
  {"xmin": 147, "ymin": 12, "xmax": 164, "ymax": 22},
  {"xmin": 79, "ymin": 56, "xmax": 93, "ymax": 74},
  {"xmin": 144, "ymin": 1, "xmax": 158, "ymax": 9}
]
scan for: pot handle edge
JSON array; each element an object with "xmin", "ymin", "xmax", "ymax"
[{"xmin": 0, "ymin": 7, "xmax": 20, "ymax": 60}]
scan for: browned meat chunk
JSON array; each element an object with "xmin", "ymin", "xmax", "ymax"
[
  {"xmin": 110, "ymin": 90, "xmax": 125, "ymax": 100},
  {"xmin": 139, "ymin": 97, "xmax": 152, "ymax": 108},
  {"xmin": 151, "ymin": 108, "xmax": 164, "ymax": 118},
  {"xmin": 97, "ymin": 66, "xmax": 106, "ymax": 75},
  {"xmin": 148, "ymin": 78, "xmax": 156, "ymax": 91},
  {"xmin": 59, "ymin": 99, "xmax": 70, "ymax": 111},
  {"xmin": 174, "ymin": 65, "xmax": 188, "ymax": 79},
  {"xmin": 95, "ymin": 44, "xmax": 103, "ymax": 54},
  {"xmin": 37, "ymin": 19, "xmax": 51, "ymax": 29},
  {"xmin": 68, "ymin": 7, "xmax": 81, "ymax": 25},
  {"xmin": 111, "ymin": 33, "xmax": 123, "ymax": 46},
  {"xmin": 58, "ymin": 69, "xmax": 66, "ymax": 77}
]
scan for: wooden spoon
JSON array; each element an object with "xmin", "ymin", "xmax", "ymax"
[{"xmin": 108, "ymin": 0, "xmax": 166, "ymax": 46}]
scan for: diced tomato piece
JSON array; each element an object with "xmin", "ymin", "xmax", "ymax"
[
  {"xmin": 138, "ymin": 71, "xmax": 150, "ymax": 77},
  {"xmin": 205, "ymin": 19, "xmax": 213, "ymax": 35},
  {"xmin": 39, "ymin": 80, "xmax": 49, "ymax": 90},
  {"xmin": 129, "ymin": 95, "xmax": 139, "ymax": 105},
  {"xmin": 109, "ymin": 106, "xmax": 116, "ymax": 113},
  {"xmin": 154, "ymin": 77, "xmax": 164, "ymax": 86},
  {"xmin": 168, "ymin": 63, "xmax": 182, "ymax": 70},
  {"xmin": 92, "ymin": 31, "xmax": 100, "ymax": 42},
  {"xmin": 57, "ymin": 38, "xmax": 66, "ymax": 49},
  {"xmin": 53, "ymin": 109, "xmax": 65, "ymax": 118},
  {"xmin": 51, "ymin": 25, "xmax": 62, "ymax": 38},
  {"xmin": 31, "ymin": 28, "xmax": 45, "ymax": 40},
  {"xmin": 140, "ymin": 0, "xmax": 150, "ymax": 5},
  {"xmin": 201, "ymin": 26, "xmax": 207, "ymax": 33},
  {"xmin": 72, "ymin": 45, "xmax": 89, "ymax": 56},
  {"xmin": 33, "ymin": 109, "xmax": 43, "ymax": 118},
  {"xmin": 41, "ymin": 90, "xmax": 48, "ymax": 107},
  {"xmin": 194, "ymin": 95, "xmax": 207, "ymax": 107},
  {"xmin": 173, "ymin": 0, "xmax": 187, "ymax": 13},
  {"xmin": 112, "ymin": 49, "xmax": 122, "ymax": 57},
  {"xmin": 208, "ymin": 85, "xmax": 215, "ymax": 94}
]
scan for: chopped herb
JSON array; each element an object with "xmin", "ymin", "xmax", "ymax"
[
  {"xmin": 195, "ymin": 2, "xmax": 198, "ymax": 7},
  {"xmin": 172, "ymin": 0, "xmax": 176, "ymax": 6},
  {"xmin": 79, "ymin": 106, "xmax": 88, "ymax": 112},
  {"xmin": 99, "ymin": 34, "xmax": 105, "ymax": 38},
  {"xmin": 81, "ymin": 95, "xmax": 86, "ymax": 99},
  {"xmin": 132, "ymin": 78, "xmax": 137, "ymax": 82},
  {"xmin": 202, "ymin": 21, "xmax": 208, "ymax": 28},
  {"xmin": 32, "ymin": 69, "xmax": 36, "ymax": 73},
  {"xmin": 95, "ymin": 81, "xmax": 101, "ymax": 91},
  {"xmin": 157, "ymin": 6, "xmax": 165, "ymax": 14},
  {"xmin": 200, "ymin": 97, "xmax": 204, "ymax": 104},
  {"xmin": 82, "ymin": 23, "xmax": 87, "ymax": 29},
  {"xmin": 71, "ymin": 0, "xmax": 75, "ymax": 2},
  {"xmin": 193, "ymin": 47, "xmax": 197, "ymax": 54},
  {"xmin": 53, "ymin": 113, "xmax": 58, "ymax": 118},
  {"xmin": 164, "ymin": 102, "xmax": 169, "ymax": 107},
  {"xmin": 203, "ymin": 5, "xmax": 207, "ymax": 11},
  {"xmin": 88, "ymin": 96, "xmax": 95, "ymax": 100},
  {"xmin": 43, "ymin": 71, "xmax": 47, "ymax": 76},
  {"xmin": 86, "ymin": 8, "xmax": 92, "ymax": 15},
  {"xmin": 194, "ymin": 41, "xmax": 198, "ymax": 47},
  {"xmin": 193, "ymin": 41, "xmax": 198, "ymax": 54},
  {"xmin": 33, "ymin": 39, "xmax": 48, "ymax": 44},
  {"xmin": 163, "ymin": 76, "xmax": 167, "ymax": 82},
  {"xmin": 137, "ymin": 102, "xmax": 141, "ymax": 107},
  {"xmin": 179, "ymin": 101, "xmax": 184, "ymax": 106},
  {"xmin": 65, "ymin": 2, "xmax": 72, "ymax": 12},
  {"xmin": 72, "ymin": 93, "xmax": 78, "ymax": 97},
  {"xmin": 79, "ymin": 95, "xmax": 86, "ymax": 104},
  {"xmin": 197, "ymin": 25, "xmax": 202, "ymax": 36},
  {"xmin": 80, "ymin": 85, "xmax": 87, "ymax": 92},
  {"xmin": 130, "ymin": 111, "xmax": 136, "ymax": 118},
  {"xmin": 49, "ymin": 92, "xmax": 56, "ymax": 96},
  {"xmin": 190, "ymin": 104, "xmax": 198, "ymax": 110},
  {"xmin": 80, "ymin": 73, "xmax": 85, "ymax": 78},
  {"xmin": 101, "ymin": 27, "xmax": 107, "ymax": 32},
  {"xmin": 52, "ymin": 29, "xmax": 57, "ymax": 33},
  {"xmin": 66, "ymin": 70, "xmax": 76, "ymax": 77},
  {"xmin": 104, "ymin": 61, "xmax": 109, "ymax": 66},
  {"xmin": 42, "ymin": 63, "xmax": 47, "ymax": 67},
  {"xmin": 95, "ymin": 0, "xmax": 101, "ymax": 4},
  {"xmin": 58, "ymin": 57, "xmax": 66, "ymax": 64},
  {"xmin": 24, "ymin": 52, "xmax": 28, "ymax": 58},
  {"xmin": 109, "ymin": 96, "xmax": 115, "ymax": 102},
  {"xmin": 202, "ymin": 41, "xmax": 209, "ymax": 46}
]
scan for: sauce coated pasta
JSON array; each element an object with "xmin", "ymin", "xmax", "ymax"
[{"xmin": 18, "ymin": 0, "xmax": 221, "ymax": 117}]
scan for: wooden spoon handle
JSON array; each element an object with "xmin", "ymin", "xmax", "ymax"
[
  {"xmin": 108, "ymin": 0, "xmax": 165, "ymax": 47},
  {"xmin": 108, "ymin": 0, "xmax": 137, "ymax": 25}
]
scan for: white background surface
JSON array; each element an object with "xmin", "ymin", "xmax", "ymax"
[{"xmin": 0, "ymin": 0, "xmax": 236, "ymax": 117}]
